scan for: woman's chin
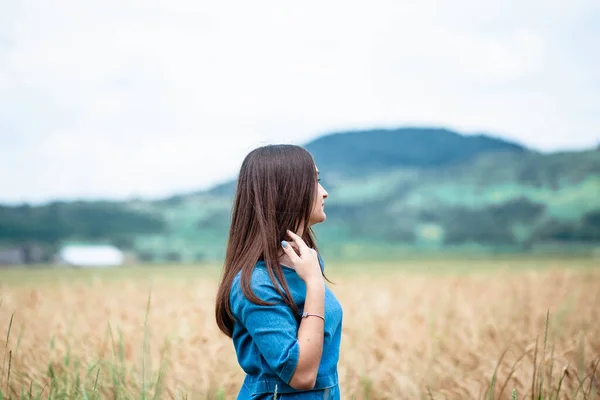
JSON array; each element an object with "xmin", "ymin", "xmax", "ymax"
[{"xmin": 310, "ymin": 213, "xmax": 327, "ymax": 226}]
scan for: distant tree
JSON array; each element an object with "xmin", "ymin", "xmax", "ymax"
[
  {"xmin": 137, "ymin": 251, "xmax": 155, "ymax": 263},
  {"xmin": 533, "ymin": 212, "xmax": 600, "ymax": 243},
  {"xmin": 193, "ymin": 252, "xmax": 206, "ymax": 262},
  {"xmin": 0, "ymin": 202, "xmax": 166, "ymax": 245},
  {"xmin": 165, "ymin": 251, "xmax": 181, "ymax": 262},
  {"xmin": 487, "ymin": 198, "xmax": 546, "ymax": 222}
]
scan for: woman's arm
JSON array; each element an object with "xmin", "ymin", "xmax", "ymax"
[
  {"xmin": 231, "ymin": 273, "xmax": 325, "ymax": 390},
  {"xmin": 281, "ymin": 230, "xmax": 327, "ymax": 390},
  {"xmin": 288, "ymin": 277, "xmax": 325, "ymax": 390}
]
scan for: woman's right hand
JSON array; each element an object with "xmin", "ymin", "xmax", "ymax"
[{"xmin": 281, "ymin": 230, "xmax": 323, "ymax": 284}]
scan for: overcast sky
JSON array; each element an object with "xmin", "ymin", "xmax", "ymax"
[{"xmin": 1, "ymin": 0, "xmax": 599, "ymax": 204}]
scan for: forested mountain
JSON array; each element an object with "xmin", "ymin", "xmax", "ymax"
[{"xmin": 1, "ymin": 128, "xmax": 599, "ymax": 262}]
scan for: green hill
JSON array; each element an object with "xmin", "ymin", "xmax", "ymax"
[
  {"xmin": 1, "ymin": 128, "xmax": 599, "ymax": 262},
  {"xmin": 307, "ymin": 127, "xmax": 527, "ymax": 174},
  {"xmin": 206, "ymin": 127, "xmax": 528, "ymax": 196}
]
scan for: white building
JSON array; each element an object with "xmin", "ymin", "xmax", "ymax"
[{"xmin": 57, "ymin": 244, "xmax": 125, "ymax": 267}]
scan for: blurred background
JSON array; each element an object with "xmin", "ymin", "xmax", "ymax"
[{"xmin": 1, "ymin": 0, "xmax": 599, "ymax": 268}]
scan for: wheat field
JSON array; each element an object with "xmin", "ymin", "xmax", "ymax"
[{"xmin": 1, "ymin": 257, "xmax": 599, "ymax": 399}]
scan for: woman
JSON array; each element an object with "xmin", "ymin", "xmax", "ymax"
[{"xmin": 215, "ymin": 144, "xmax": 344, "ymax": 399}]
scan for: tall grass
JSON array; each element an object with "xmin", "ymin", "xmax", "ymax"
[
  {"xmin": 1, "ymin": 310, "xmax": 597, "ymax": 399},
  {"xmin": 483, "ymin": 310, "xmax": 599, "ymax": 400},
  {"xmin": 1, "ymin": 261, "xmax": 599, "ymax": 399},
  {"xmin": 0, "ymin": 291, "xmax": 171, "ymax": 399}
]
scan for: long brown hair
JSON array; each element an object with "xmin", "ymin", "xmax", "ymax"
[{"xmin": 215, "ymin": 144, "xmax": 322, "ymax": 338}]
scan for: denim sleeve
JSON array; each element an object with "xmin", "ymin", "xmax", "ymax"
[{"xmin": 231, "ymin": 272, "xmax": 300, "ymax": 384}]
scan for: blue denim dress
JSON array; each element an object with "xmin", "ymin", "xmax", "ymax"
[{"xmin": 229, "ymin": 255, "xmax": 343, "ymax": 399}]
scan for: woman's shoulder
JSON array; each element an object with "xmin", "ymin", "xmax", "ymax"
[
  {"xmin": 231, "ymin": 261, "xmax": 272, "ymax": 288},
  {"xmin": 230, "ymin": 261, "xmax": 283, "ymax": 304}
]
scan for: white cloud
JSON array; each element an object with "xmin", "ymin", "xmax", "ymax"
[{"xmin": 0, "ymin": 0, "xmax": 599, "ymax": 203}]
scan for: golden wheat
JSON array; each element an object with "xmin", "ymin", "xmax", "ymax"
[{"xmin": 1, "ymin": 259, "xmax": 599, "ymax": 399}]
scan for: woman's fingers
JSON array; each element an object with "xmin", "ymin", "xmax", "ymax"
[
  {"xmin": 286, "ymin": 230, "xmax": 309, "ymax": 255},
  {"xmin": 281, "ymin": 240, "xmax": 301, "ymax": 263},
  {"xmin": 280, "ymin": 232, "xmax": 300, "ymax": 254},
  {"xmin": 289, "ymin": 241, "xmax": 300, "ymax": 256}
]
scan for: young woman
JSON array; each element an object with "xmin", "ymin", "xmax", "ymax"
[{"xmin": 215, "ymin": 144, "xmax": 344, "ymax": 399}]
